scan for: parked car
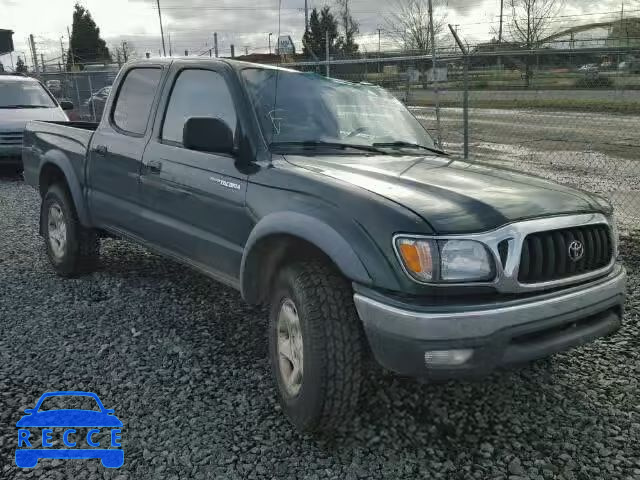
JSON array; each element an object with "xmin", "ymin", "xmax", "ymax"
[
  {"xmin": 618, "ymin": 59, "xmax": 640, "ymax": 74},
  {"xmin": 45, "ymin": 79, "xmax": 62, "ymax": 97},
  {"xmin": 22, "ymin": 59, "xmax": 626, "ymax": 433},
  {"xmin": 82, "ymin": 85, "xmax": 111, "ymax": 120},
  {"xmin": 578, "ymin": 63, "xmax": 599, "ymax": 73},
  {"xmin": 0, "ymin": 74, "xmax": 73, "ymax": 169}
]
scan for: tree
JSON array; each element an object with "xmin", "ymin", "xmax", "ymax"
[
  {"xmin": 15, "ymin": 56, "xmax": 27, "ymax": 73},
  {"xmin": 335, "ymin": 0, "xmax": 359, "ymax": 56},
  {"xmin": 66, "ymin": 3, "xmax": 111, "ymax": 70},
  {"xmin": 507, "ymin": 0, "xmax": 563, "ymax": 48},
  {"xmin": 385, "ymin": 0, "xmax": 446, "ymax": 52},
  {"xmin": 608, "ymin": 18, "xmax": 640, "ymax": 48},
  {"xmin": 506, "ymin": 0, "xmax": 563, "ymax": 86},
  {"xmin": 302, "ymin": 7, "xmax": 340, "ymax": 59}
]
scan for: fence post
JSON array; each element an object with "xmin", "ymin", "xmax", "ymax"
[
  {"xmin": 463, "ymin": 56, "xmax": 469, "ymax": 160},
  {"xmin": 325, "ymin": 34, "xmax": 330, "ymax": 78},
  {"xmin": 87, "ymin": 74, "xmax": 96, "ymax": 122},
  {"xmin": 73, "ymin": 73, "xmax": 82, "ymax": 118},
  {"xmin": 449, "ymin": 24, "xmax": 470, "ymax": 160}
]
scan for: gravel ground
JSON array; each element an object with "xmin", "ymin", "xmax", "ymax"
[{"xmin": 1, "ymin": 172, "xmax": 639, "ymax": 480}]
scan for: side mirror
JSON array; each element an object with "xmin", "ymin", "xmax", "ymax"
[
  {"xmin": 105, "ymin": 409, "xmax": 115, "ymax": 415},
  {"xmin": 183, "ymin": 117, "xmax": 234, "ymax": 155},
  {"xmin": 23, "ymin": 409, "xmax": 35, "ymax": 415},
  {"xmin": 60, "ymin": 100, "xmax": 74, "ymax": 111}
]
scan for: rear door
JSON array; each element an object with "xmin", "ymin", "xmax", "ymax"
[
  {"xmin": 87, "ymin": 66, "xmax": 164, "ymax": 236},
  {"xmin": 138, "ymin": 63, "xmax": 253, "ymax": 285}
]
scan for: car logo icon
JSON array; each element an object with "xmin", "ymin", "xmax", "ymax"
[
  {"xmin": 568, "ymin": 240, "xmax": 584, "ymax": 262},
  {"xmin": 15, "ymin": 391, "xmax": 123, "ymax": 469}
]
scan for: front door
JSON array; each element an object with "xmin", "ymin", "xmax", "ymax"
[{"xmin": 138, "ymin": 67, "xmax": 252, "ymax": 285}]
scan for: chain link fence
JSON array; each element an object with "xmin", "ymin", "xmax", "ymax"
[
  {"xmin": 32, "ymin": 69, "xmax": 118, "ymax": 122},
  {"xmin": 27, "ymin": 47, "xmax": 640, "ymax": 230},
  {"xmin": 282, "ymin": 46, "xmax": 640, "ymax": 230}
]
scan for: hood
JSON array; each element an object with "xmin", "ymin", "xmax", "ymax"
[
  {"xmin": 285, "ymin": 154, "xmax": 611, "ymax": 234},
  {"xmin": 0, "ymin": 107, "xmax": 67, "ymax": 131},
  {"xmin": 16, "ymin": 410, "xmax": 123, "ymax": 427}
]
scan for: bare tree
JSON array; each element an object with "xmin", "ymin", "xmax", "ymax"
[
  {"xmin": 384, "ymin": 0, "xmax": 447, "ymax": 52},
  {"xmin": 335, "ymin": 0, "xmax": 360, "ymax": 55},
  {"xmin": 507, "ymin": 0, "xmax": 564, "ymax": 48},
  {"xmin": 506, "ymin": 0, "xmax": 563, "ymax": 86}
]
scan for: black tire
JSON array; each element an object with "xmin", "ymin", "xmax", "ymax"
[
  {"xmin": 268, "ymin": 260, "xmax": 365, "ymax": 432},
  {"xmin": 42, "ymin": 183, "xmax": 99, "ymax": 277}
]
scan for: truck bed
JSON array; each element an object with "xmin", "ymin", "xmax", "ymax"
[{"xmin": 22, "ymin": 120, "xmax": 97, "ymax": 191}]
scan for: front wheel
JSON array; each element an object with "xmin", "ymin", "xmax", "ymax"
[{"xmin": 268, "ymin": 260, "xmax": 366, "ymax": 432}]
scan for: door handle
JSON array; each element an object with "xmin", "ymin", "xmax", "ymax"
[
  {"xmin": 146, "ymin": 160, "xmax": 162, "ymax": 173},
  {"xmin": 93, "ymin": 145, "xmax": 108, "ymax": 156}
]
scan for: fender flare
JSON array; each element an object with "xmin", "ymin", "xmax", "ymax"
[
  {"xmin": 240, "ymin": 212, "xmax": 372, "ymax": 303},
  {"xmin": 39, "ymin": 151, "xmax": 90, "ymax": 226}
]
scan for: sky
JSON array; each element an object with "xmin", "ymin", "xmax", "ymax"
[{"xmin": 1, "ymin": 0, "xmax": 637, "ymax": 69}]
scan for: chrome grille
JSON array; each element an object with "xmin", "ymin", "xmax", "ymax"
[{"xmin": 518, "ymin": 225, "xmax": 612, "ymax": 284}]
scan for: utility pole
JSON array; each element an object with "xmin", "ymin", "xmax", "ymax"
[
  {"xmin": 230, "ymin": 45, "xmax": 235, "ymax": 57},
  {"xmin": 427, "ymin": 0, "xmax": 441, "ymax": 147},
  {"xmin": 244, "ymin": 46, "xmax": 249, "ymax": 55},
  {"xmin": 268, "ymin": 33, "xmax": 273, "ymax": 54},
  {"xmin": 185, "ymin": 49, "xmax": 189, "ymax": 56},
  {"xmin": 29, "ymin": 34, "xmax": 39, "ymax": 74},
  {"xmin": 67, "ymin": 26, "xmax": 75, "ymax": 69},
  {"xmin": 156, "ymin": 0, "xmax": 167, "ymax": 56},
  {"xmin": 60, "ymin": 36, "xmax": 66, "ymax": 68},
  {"xmin": 122, "ymin": 41, "xmax": 129, "ymax": 62},
  {"xmin": 377, "ymin": 28, "xmax": 382, "ymax": 73},
  {"xmin": 40, "ymin": 54, "xmax": 46, "ymax": 72},
  {"xmin": 305, "ymin": 0, "xmax": 309, "ymax": 32},
  {"xmin": 498, "ymin": 0, "xmax": 504, "ymax": 43},
  {"xmin": 168, "ymin": 31, "xmax": 173, "ymax": 57},
  {"xmin": 213, "ymin": 32, "xmax": 219, "ymax": 58}
]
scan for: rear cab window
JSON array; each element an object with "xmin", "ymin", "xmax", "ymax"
[{"xmin": 112, "ymin": 68, "xmax": 163, "ymax": 135}]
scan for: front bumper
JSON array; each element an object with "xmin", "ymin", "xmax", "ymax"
[{"xmin": 354, "ymin": 265, "xmax": 626, "ymax": 378}]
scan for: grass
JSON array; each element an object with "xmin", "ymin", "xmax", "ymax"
[{"xmin": 410, "ymin": 98, "xmax": 640, "ymax": 114}]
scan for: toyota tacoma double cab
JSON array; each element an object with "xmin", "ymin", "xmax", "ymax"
[{"xmin": 23, "ymin": 58, "xmax": 626, "ymax": 432}]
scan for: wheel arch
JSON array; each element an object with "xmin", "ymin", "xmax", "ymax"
[
  {"xmin": 240, "ymin": 212, "xmax": 372, "ymax": 305},
  {"xmin": 38, "ymin": 152, "xmax": 89, "ymax": 228}
]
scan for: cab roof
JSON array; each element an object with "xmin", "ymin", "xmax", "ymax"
[{"xmin": 128, "ymin": 57, "xmax": 299, "ymax": 74}]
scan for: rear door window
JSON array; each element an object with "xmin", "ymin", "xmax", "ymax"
[{"xmin": 112, "ymin": 68, "xmax": 162, "ymax": 135}]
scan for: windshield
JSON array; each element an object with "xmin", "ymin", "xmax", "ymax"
[
  {"xmin": 241, "ymin": 68, "xmax": 435, "ymax": 150},
  {"xmin": 0, "ymin": 80, "xmax": 57, "ymax": 108}
]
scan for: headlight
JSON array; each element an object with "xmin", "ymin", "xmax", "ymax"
[
  {"xmin": 395, "ymin": 237, "xmax": 494, "ymax": 283},
  {"xmin": 440, "ymin": 240, "xmax": 493, "ymax": 281}
]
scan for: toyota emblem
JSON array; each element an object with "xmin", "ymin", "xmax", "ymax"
[{"xmin": 568, "ymin": 240, "xmax": 584, "ymax": 262}]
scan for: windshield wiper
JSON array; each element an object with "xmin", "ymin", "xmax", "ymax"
[
  {"xmin": 270, "ymin": 141, "xmax": 387, "ymax": 155},
  {"xmin": 372, "ymin": 141, "xmax": 447, "ymax": 155},
  {"xmin": 0, "ymin": 104, "xmax": 50, "ymax": 109}
]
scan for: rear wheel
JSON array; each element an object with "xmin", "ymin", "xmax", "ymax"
[
  {"xmin": 268, "ymin": 260, "xmax": 366, "ymax": 432},
  {"xmin": 42, "ymin": 183, "xmax": 99, "ymax": 277}
]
